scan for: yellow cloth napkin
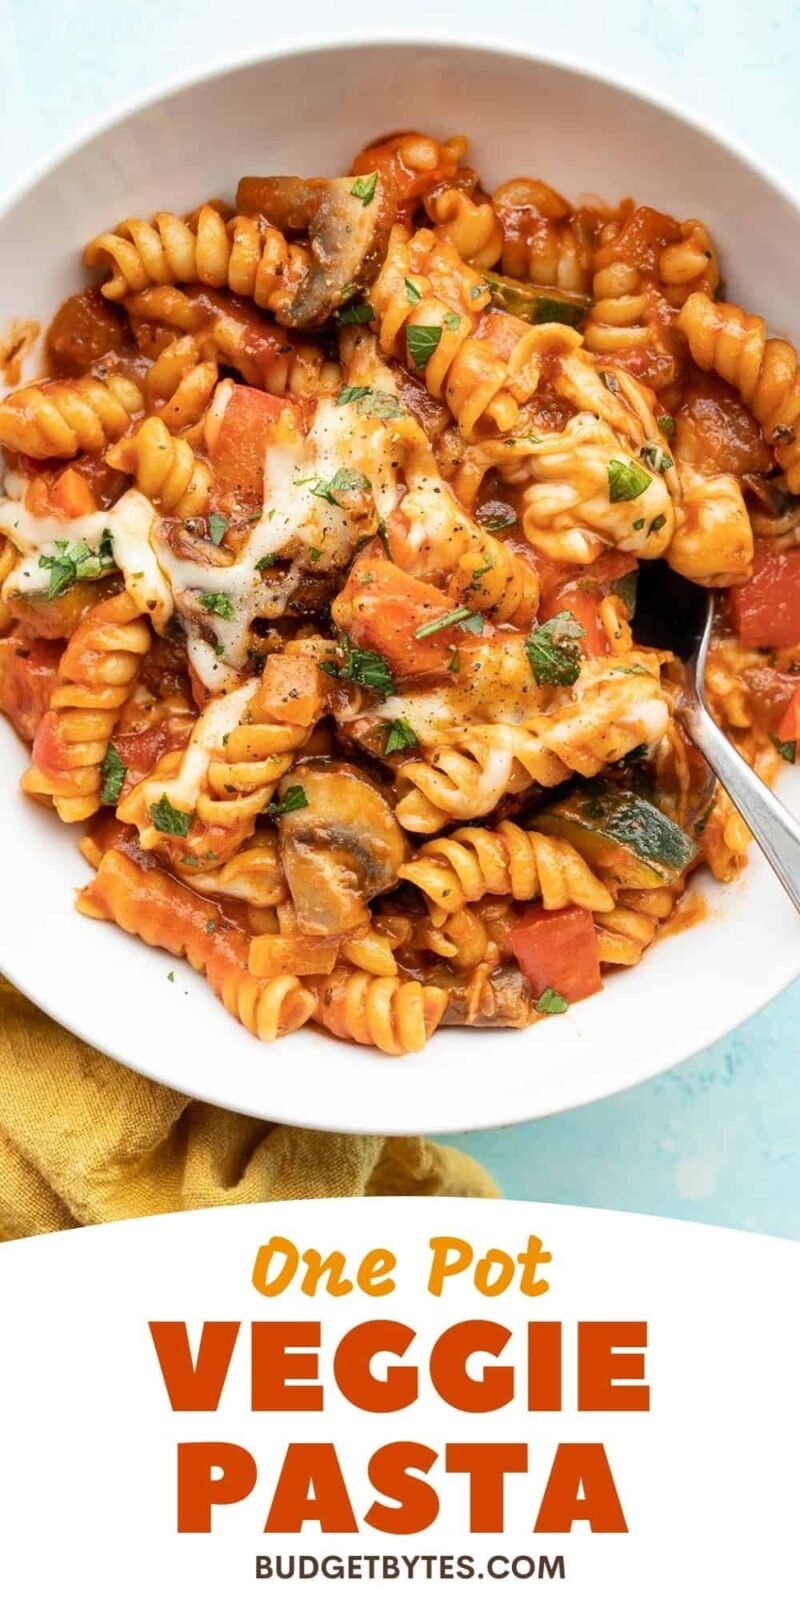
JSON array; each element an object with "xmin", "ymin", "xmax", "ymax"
[{"xmin": 0, "ymin": 976, "xmax": 497, "ymax": 1238}]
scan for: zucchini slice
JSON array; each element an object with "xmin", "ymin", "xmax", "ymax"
[
  {"xmin": 536, "ymin": 781, "xmax": 697, "ymax": 889},
  {"xmin": 482, "ymin": 270, "xmax": 592, "ymax": 330}
]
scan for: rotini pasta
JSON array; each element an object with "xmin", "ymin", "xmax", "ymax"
[
  {"xmin": 0, "ymin": 127, "xmax": 793, "ymax": 1056},
  {"xmin": 678, "ymin": 292, "xmax": 800, "ymax": 491},
  {"xmin": 313, "ymin": 967, "xmax": 448, "ymax": 1055},
  {"xmin": 0, "ymin": 370, "xmax": 143, "ymax": 458},
  {"xmin": 86, "ymin": 205, "xmax": 310, "ymax": 316},
  {"xmin": 400, "ymin": 820, "xmax": 614, "ymax": 917},
  {"xmin": 105, "ymin": 416, "xmax": 211, "ymax": 514},
  {"xmin": 22, "ymin": 591, "xmax": 150, "ymax": 822}
]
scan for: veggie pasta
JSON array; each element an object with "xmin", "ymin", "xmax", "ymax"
[{"xmin": 2, "ymin": 129, "xmax": 799, "ymax": 1055}]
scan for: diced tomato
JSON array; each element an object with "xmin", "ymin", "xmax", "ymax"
[
  {"xmin": 208, "ymin": 387, "xmax": 298, "ymax": 515},
  {"xmin": 729, "ymin": 547, "xmax": 800, "ymax": 648},
  {"xmin": 540, "ymin": 552, "xmax": 637, "ymax": 658},
  {"xmin": 0, "ymin": 634, "xmax": 61, "ymax": 742},
  {"xmin": 777, "ymin": 685, "xmax": 800, "ymax": 743},
  {"xmin": 510, "ymin": 904, "xmax": 602, "ymax": 1004},
  {"xmin": 50, "ymin": 466, "xmax": 98, "ymax": 518},
  {"xmin": 332, "ymin": 557, "xmax": 472, "ymax": 676},
  {"xmin": 111, "ymin": 719, "xmax": 192, "ymax": 795},
  {"xmin": 541, "ymin": 584, "xmax": 610, "ymax": 656}
]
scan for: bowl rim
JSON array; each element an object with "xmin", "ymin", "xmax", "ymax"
[
  {"xmin": 2, "ymin": 33, "xmax": 799, "ymax": 1133},
  {"xmin": 4, "ymin": 31, "xmax": 800, "ymax": 228}
]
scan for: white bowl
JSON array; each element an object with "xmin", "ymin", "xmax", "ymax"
[{"xmin": 2, "ymin": 40, "xmax": 799, "ymax": 1135}]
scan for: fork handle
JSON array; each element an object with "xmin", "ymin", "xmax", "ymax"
[{"xmin": 682, "ymin": 699, "xmax": 800, "ymax": 914}]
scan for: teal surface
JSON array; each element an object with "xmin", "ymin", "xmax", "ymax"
[{"xmin": 2, "ymin": 0, "xmax": 799, "ymax": 1235}]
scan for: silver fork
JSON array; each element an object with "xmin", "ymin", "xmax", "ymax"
[{"xmin": 635, "ymin": 563, "xmax": 800, "ymax": 914}]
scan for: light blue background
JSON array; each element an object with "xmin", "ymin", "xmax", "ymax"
[{"xmin": 2, "ymin": 0, "xmax": 798, "ymax": 1236}]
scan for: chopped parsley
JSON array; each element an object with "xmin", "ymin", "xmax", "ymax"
[
  {"xmin": 200, "ymin": 592, "xmax": 235, "ymax": 621},
  {"xmin": 324, "ymin": 633, "xmax": 395, "ymax": 697},
  {"xmin": 303, "ymin": 467, "xmax": 371, "ymax": 507},
  {"xmin": 448, "ymin": 649, "xmax": 460, "ymax": 673},
  {"xmin": 265, "ymin": 784, "xmax": 309, "ymax": 817},
  {"xmin": 350, "ymin": 171, "xmax": 378, "ymax": 206},
  {"xmin": 632, "ymin": 518, "xmax": 645, "ymax": 531},
  {"xmin": 309, "ymin": 547, "xmax": 322, "ymax": 562},
  {"xmin": 256, "ymin": 554, "xmax": 278, "ymax": 571},
  {"xmin": 657, "ymin": 414, "xmax": 676, "ymax": 436},
  {"xmin": 640, "ymin": 443, "xmax": 673, "ymax": 474},
  {"xmin": 406, "ymin": 323, "xmax": 443, "ymax": 369},
  {"xmin": 414, "ymin": 606, "xmax": 473, "ymax": 639},
  {"xmin": 770, "ymin": 733, "xmax": 797, "ymax": 764},
  {"xmin": 181, "ymin": 854, "xmax": 201, "ymax": 866},
  {"xmin": 335, "ymin": 300, "xmax": 375, "ymax": 326},
  {"xmin": 167, "ymin": 971, "xmax": 175, "ymax": 983},
  {"xmin": 477, "ymin": 501, "xmax": 516, "ymax": 532},
  {"xmin": 208, "ymin": 512, "xmax": 228, "ymax": 546},
  {"xmin": 404, "ymin": 278, "xmax": 422, "ymax": 305},
  {"xmin": 336, "ymin": 386, "xmax": 403, "ymax": 420},
  {"xmin": 99, "ymin": 743, "xmax": 127, "ymax": 806},
  {"xmin": 649, "ymin": 513, "xmax": 667, "ymax": 534},
  {"xmin": 607, "ymin": 458, "xmax": 652, "ymax": 503},
  {"xmin": 383, "ymin": 717, "xmax": 419, "ymax": 755},
  {"xmin": 376, "ymin": 519, "xmax": 392, "ymax": 559},
  {"xmin": 536, "ymin": 987, "xmax": 569, "ymax": 1015},
  {"xmin": 443, "ymin": 311, "xmax": 461, "ymax": 332},
  {"xmin": 336, "ymin": 385, "xmax": 370, "ymax": 406},
  {"xmin": 205, "ymin": 920, "xmax": 217, "ymax": 934},
  {"xmin": 525, "ymin": 610, "xmax": 585, "ymax": 687},
  {"xmin": 150, "ymin": 794, "xmax": 193, "ymax": 837},
  {"xmin": 458, "ymin": 612, "xmax": 484, "ymax": 634},
  {"xmin": 38, "ymin": 532, "xmax": 116, "ymax": 601}
]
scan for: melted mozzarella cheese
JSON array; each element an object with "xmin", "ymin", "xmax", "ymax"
[
  {"xmin": 120, "ymin": 681, "xmax": 257, "ymax": 821},
  {"xmin": 161, "ymin": 397, "xmax": 409, "ymax": 689},
  {"xmin": 0, "ymin": 487, "xmax": 173, "ymax": 627}
]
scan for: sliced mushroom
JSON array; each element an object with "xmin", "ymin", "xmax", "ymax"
[
  {"xmin": 277, "ymin": 758, "xmax": 408, "ymax": 935},
  {"xmin": 237, "ymin": 174, "xmax": 395, "ymax": 328},
  {"xmin": 236, "ymin": 176, "xmax": 330, "ymax": 231}
]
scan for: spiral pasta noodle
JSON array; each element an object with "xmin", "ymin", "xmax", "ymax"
[
  {"xmin": 173, "ymin": 834, "xmax": 287, "ymax": 907},
  {"xmin": 105, "ymin": 416, "xmax": 211, "ymax": 514},
  {"xmin": 119, "ymin": 654, "xmax": 325, "ymax": 863},
  {"xmin": 448, "ymin": 535, "xmax": 540, "ymax": 626},
  {"xmin": 371, "ymin": 226, "xmax": 543, "ymax": 438},
  {"xmin": 0, "ymin": 372, "xmax": 143, "ymax": 459},
  {"xmin": 594, "ymin": 886, "xmax": 682, "ymax": 966},
  {"xmin": 396, "ymin": 658, "xmax": 668, "ymax": 832},
  {"xmin": 86, "ymin": 205, "xmax": 310, "ymax": 314},
  {"xmin": 313, "ymin": 967, "xmax": 448, "ymax": 1055},
  {"xmin": 22, "ymin": 591, "xmax": 150, "ymax": 822},
  {"xmin": 678, "ymin": 291, "xmax": 800, "ymax": 490},
  {"xmin": 127, "ymin": 286, "xmax": 341, "ymax": 404},
  {"xmin": 658, "ymin": 220, "xmax": 720, "ymax": 308},
  {"xmin": 492, "ymin": 177, "xmax": 598, "ymax": 293},
  {"xmin": 400, "ymin": 820, "xmax": 614, "ymax": 917},
  {"xmin": 424, "ymin": 187, "xmax": 504, "ymax": 269},
  {"xmin": 77, "ymin": 846, "xmax": 315, "ymax": 1041}
]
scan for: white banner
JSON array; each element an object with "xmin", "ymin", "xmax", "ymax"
[{"xmin": 0, "ymin": 1198, "xmax": 796, "ymax": 1596}]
